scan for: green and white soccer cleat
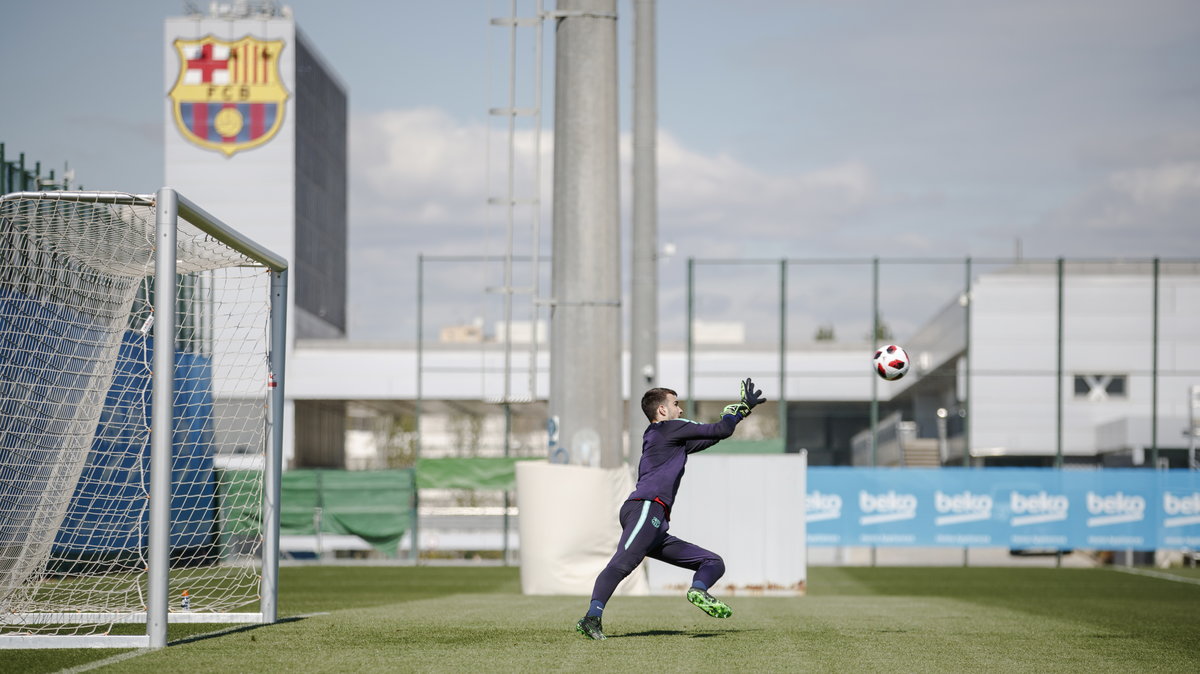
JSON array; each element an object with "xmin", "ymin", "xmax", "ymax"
[
  {"xmin": 686, "ymin": 588, "xmax": 733, "ymax": 619},
  {"xmin": 576, "ymin": 615, "xmax": 606, "ymax": 640}
]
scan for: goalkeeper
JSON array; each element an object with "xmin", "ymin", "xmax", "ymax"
[{"xmin": 575, "ymin": 378, "xmax": 766, "ymax": 640}]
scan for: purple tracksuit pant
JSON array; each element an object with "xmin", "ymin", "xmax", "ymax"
[{"xmin": 589, "ymin": 498, "xmax": 725, "ymax": 604}]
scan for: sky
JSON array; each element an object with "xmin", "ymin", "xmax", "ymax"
[{"xmin": 2, "ymin": 0, "xmax": 1199, "ymax": 345}]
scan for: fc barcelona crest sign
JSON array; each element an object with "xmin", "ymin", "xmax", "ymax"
[{"xmin": 169, "ymin": 36, "xmax": 288, "ymax": 156}]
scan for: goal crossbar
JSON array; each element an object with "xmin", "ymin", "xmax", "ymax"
[{"xmin": 0, "ymin": 191, "xmax": 288, "ymax": 273}]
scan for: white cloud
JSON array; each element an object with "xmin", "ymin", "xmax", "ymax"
[
  {"xmin": 349, "ymin": 106, "xmax": 889, "ymax": 254},
  {"xmin": 655, "ymin": 131, "xmax": 877, "ymax": 228},
  {"xmin": 1029, "ymin": 161, "xmax": 1200, "ymax": 256},
  {"xmin": 351, "ymin": 108, "xmax": 493, "ymax": 227},
  {"xmin": 348, "ymin": 108, "xmax": 553, "ymax": 340},
  {"xmin": 1109, "ymin": 162, "xmax": 1200, "ymax": 207},
  {"xmin": 345, "ymin": 108, "xmax": 895, "ymax": 340}
]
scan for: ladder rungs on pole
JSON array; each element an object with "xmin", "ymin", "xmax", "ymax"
[
  {"xmin": 488, "ymin": 107, "xmax": 538, "ymax": 117},
  {"xmin": 488, "ymin": 197, "xmax": 540, "ymax": 206},
  {"xmin": 490, "ymin": 17, "xmax": 541, "ymax": 27}
]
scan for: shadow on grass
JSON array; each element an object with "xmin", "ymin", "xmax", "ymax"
[
  {"xmin": 612, "ymin": 628, "xmax": 754, "ymax": 639},
  {"xmin": 168, "ymin": 615, "xmax": 312, "ymax": 646}
]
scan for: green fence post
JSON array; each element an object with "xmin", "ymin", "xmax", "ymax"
[
  {"xmin": 414, "ymin": 254, "xmax": 423, "ymax": 564},
  {"xmin": 1152, "ymin": 257, "xmax": 1160, "ymax": 468},
  {"xmin": 1056, "ymin": 258, "xmax": 1064, "ymax": 470},
  {"xmin": 686, "ymin": 257, "xmax": 695, "ymax": 420},
  {"xmin": 870, "ymin": 257, "xmax": 879, "ymax": 468},
  {"xmin": 963, "ymin": 257, "xmax": 971, "ymax": 468},
  {"xmin": 779, "ymin": 258, "xmax": 787, "ymax": 450}
]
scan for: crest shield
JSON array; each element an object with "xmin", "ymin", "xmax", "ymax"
[{"xmin": 169, "ymin": 36, "xmax": 289, "ymax": 157}]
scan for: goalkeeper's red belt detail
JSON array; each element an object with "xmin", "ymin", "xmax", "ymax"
[{"xmin": 632, "ymin": 496, "xmax": 672, "ymax": 521}]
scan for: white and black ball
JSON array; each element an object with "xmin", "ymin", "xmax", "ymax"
[{"xmin": 873, "ymin": 344, "xmax": 910, "ymax": 381}]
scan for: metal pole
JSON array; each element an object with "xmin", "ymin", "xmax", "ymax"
[
  {"xmin": 937, "ymin": 411, "xmax": 948, "ymax": 465},
  {"xmin": 530, "ymin": 0, "xmax": 545, "ymax": 401},
  {"xmin": 261, "ymin": 268, "xmax": 288, "ymax": 624},
  {"xmin": 962, "ymin": 258, "xmax": 972, "ymax": 563},
  {"xmin": 1191, "ymin": 385, "xmax": 1200, "ymax": 470},
  {"xmin": 314, "ymin": 472, "xmax": 324, "ymax": 561},
  {"xmin": 779, "ymin": 259, "xmax": 787, "ymax": 450},
  {"xmin": 501, "ymin": 0, "xmax": 517, "ymax": 415},
  {"xmin": 869, "ymin": 258, "xmax": 878, "ymax": 568},
  {"xmin": 498, "ymin": 1, "xmax": 517, "ymax": 559},
  {"xmin": 963, "ymin": 258, "xmax": 971, "ymax": 467},
  {"xmin": 413, "ymin": 254, "xmax": 423, "ymax": 562},
  {"xmin": 1152, "ymin": 257, "xmax": 1160, "ymax": 468},
  {"xmin": 1192, "ymin": 429, "xmax": 1198, "ymax": 471},
  {"xmin": 416, "ymin": 254, "xmax": 424, "ymax": 457},
  {"xmin": 1056, "ymin": 258, "xmax": 1064, "ymax": 469},
  {"xmin": 148, "ymin": 187, "xmax": 178, "ymax": 648},
  {"xmin": 503, "ymin": 402, "xmax": 511, "ymax": 566},
  {"xmin": 314, "ymin": 507, "xmax": 324, "ymax": 560},
  {"xmin": 550, "ymin": 0, "xmax": 622, "ymax": 468},
  {"xmin": 870, "ymin": 257, "xmax": 879, "ymax": 467},
  {"xmin": 629, "ymin": 0, "xmax": 658, "ymax": 466},
  {"xmin": 1053, "ymin": 264, "xmax": 1062, "ymax": 575},
  {"xmin": 686, "ymin": 257, "xmax": 695, "ymax": 420}
]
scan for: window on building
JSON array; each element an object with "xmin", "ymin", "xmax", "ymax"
[{"xmin": 1074, "ymin": 374, "xmax": 1127, "ymax": 400}]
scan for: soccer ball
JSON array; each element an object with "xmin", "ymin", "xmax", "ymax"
[{"xmin": 873, "ymin": 344, "xmax": 910, "ymax": 381}]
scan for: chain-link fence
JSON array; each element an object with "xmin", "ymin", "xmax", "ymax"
[{"xmin": 686, "ymin": 257, "xmax": 1200, "ymax": 468}]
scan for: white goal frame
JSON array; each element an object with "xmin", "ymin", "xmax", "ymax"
[{"xmin": 0, "ymin": 188, "xmax": 287, "ymax": 649}]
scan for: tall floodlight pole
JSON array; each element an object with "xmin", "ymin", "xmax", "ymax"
[
  {"xmin": 628, "ymin": 0, "xmax": 657, "ymax": 465},
  {"xmin": 550, "ymin": 0, "xmax": 622, "ymax": 468}
]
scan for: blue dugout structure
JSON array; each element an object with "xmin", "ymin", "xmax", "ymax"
[
  {"xmin": 51, "ymin": 331, "xmax": 221, "ymax": 570},
  {"xmin": 0, "ymin": 280, "xmax": 221, "ymax": 572}
]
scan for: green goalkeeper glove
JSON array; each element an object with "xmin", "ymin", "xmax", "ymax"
[{"xmin": 723, "ymin": 402, "xmax": 750, "ymax": 418}]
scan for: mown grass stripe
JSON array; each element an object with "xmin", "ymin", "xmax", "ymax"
[{"xmin": 1111, "ymin": 565, "xmax": 1200, "ymax": 586}]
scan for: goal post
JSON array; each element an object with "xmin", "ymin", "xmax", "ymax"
[{"xmin": 0, "ymin": 188, "xmax": 287, "ymax": 649}]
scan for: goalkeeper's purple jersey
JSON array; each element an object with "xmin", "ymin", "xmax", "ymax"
[{"xmin": 627, "ymin": 414, "xmax": 742, "ymax": 508}]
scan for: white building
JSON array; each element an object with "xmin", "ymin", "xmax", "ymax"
[{"xmin": 165, "ymin": 3, "xmax": 347, "ymax": 467}]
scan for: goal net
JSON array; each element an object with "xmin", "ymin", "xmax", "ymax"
[{"xmin": 0, "ymin": 190, "xmax": 286, "ymax": 647}]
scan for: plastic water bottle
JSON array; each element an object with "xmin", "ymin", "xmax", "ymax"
[{"xmin": 181, "ymin": 590, "xmax": 191, "ymax": 611}]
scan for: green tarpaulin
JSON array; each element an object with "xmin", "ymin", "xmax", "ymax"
[
  {"xmin": 280, "ymin": 469, "xmax": 415, "ymax": 556},
  {"xmin": 214, "ymin": 469, "xmax": 264, "ymax": 560},
  {"xmin": 216, "ymin": 469, "xmax": 263, "ymax": 535},
  {"xmin": 216, "ymin": 461, "xmax": 542, "ymax": 558},
  {"xmin": 415, "ymin": 457, "xmax": 538, "ymax": 490},
  {"xmin": 704, "ymin": 438, "xmax": 786, "ymax": 454}
]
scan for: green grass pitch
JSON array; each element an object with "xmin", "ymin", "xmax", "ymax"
[{"xmin": 9, "ymin": 565, "xmax": 1200, "ymax": 672}]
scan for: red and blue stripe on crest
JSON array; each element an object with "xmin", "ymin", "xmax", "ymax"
[{"xmin": 180, "ymin": 102, "xmax": 277, "ymax": 143}]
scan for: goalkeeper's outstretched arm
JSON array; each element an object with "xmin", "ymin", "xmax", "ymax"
[{"xmin": 684, "ymin": 377, "xmax": 768, "ymax": 453}]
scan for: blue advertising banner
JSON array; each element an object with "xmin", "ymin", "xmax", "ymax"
[{"xmin": 807, "ymin": 468, "xmax": 1200, "ymax": 550}]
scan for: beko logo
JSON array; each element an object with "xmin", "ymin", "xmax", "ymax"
[
  {"xmin": 806, "ymin": 491, "xmax": 842, "ymax": 523},
  {"xmin": 859, "ymin": 491, "xmax": 917, "ymax": 525},
  {"xmin": 1009, "ymin": 491, "xmax": 1069, "ymax": 526},
  {"xmin": 1086, "ymin": 491, "xmax": 1145, "ymax": 527},
  {"xmin": 934, "ymin": 490, "xmax": 992, "ymax": 526},
  {"xmin": 1163, "ymin": 492, "xmax": 1200, "ymax": 528}
]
